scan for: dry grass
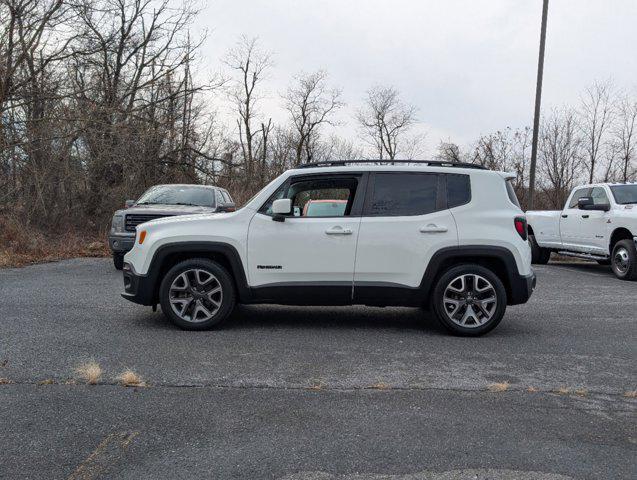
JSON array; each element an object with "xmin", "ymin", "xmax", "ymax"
[
  {"xmin": 368, "ymin": 382, "xmax": 391, "ymax": 390},
  {"xmin": 0, "ymin": 377, "xmax": 12, "ymax": 385},
  {"xmin": 624, "ymin": 390, "xmax": 637, "ymax": 398},
  {"xmin": 553, "ymin": 387, "xmax": 571, "ymax": 395},
  {"xmin": 75, "ymin": 361, "xmax": 102, "ymax": 385},
  {"xmin": 306, "ymin": 380, "xmax": 327, "ymax": 391},
  {"xmin": 488, "ymin": 381, "xmax": 510, "ymax": 392},
  {"xmin": 117, "ymin": 369, "xmax": 145, "ymax": 387},
  {"xmin": 0, "ymin": 215, "xmax": 109, "ymax": 268},
  {"xmin": 38, "ymin": 379, "xmax": 55, "ymax": 385},
  {"xmin": 574, "ymin": 388, "xmax": 588, "ymax": 397},
  {"xmin": 526, "ymin": 386, "xmax": 539, "ymax": 393}
]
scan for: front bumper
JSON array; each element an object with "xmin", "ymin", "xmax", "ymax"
[
  {"xmin": 121, "ymin": 263, "xmax": 156, "ymax": 306},
  {"xmin": 508, "ymin": 270, "xmax": 537, "ymax": 305},
  {"xmin": 108, "ymin": 233, "xmax": 135, "ymax": 253}
]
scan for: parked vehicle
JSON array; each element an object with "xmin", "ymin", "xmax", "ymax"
[
  {"xmin": 302, "ymin": 199, "xmax": 348, "ymax": 217},
  {"xmin": 121, "ymin": 160, "xmax": 536, "ymax": 336},
  {"xmin": 527, "ymin": 183, "xmax": 637, "ymax": 280},
  {"xmin": 109, "ymin": 184, "xmax": 235, "ymax": 270}
]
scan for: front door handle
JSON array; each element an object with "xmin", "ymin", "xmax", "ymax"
[
  {"xmin": 419, "ymin": 224, "xmax": 448, "ymax": 233},
  {"xmin": 325, "ymin": 226, "xmax": 353, "ymax": 235},
  {"xmin": 561, "ymin": 214, "xmax": 568, "ymax": 218},
  {"xmin": 582, "ymin": 215, "xmax": 589, "ymax": 219}
]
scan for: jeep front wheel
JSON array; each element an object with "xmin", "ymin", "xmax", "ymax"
[
  {"xmin": 159, "ymin": 258, "xmax": 236, "ymax": 330},
  {"xmin": 431, "ymin": 264, "xmax": 507, "ymax": 336},
  {"xmin": 113, "ymin": 253, "xmax": 124, "ymax": 270}
]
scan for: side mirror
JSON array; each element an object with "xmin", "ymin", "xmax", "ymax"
[
  {"xmin": 272, "ymin": 198, "xmax": 292, "ymax": 222},
  {"xmin": 124, "ymin": 199, "xmax": 135, "ymax": 208}
]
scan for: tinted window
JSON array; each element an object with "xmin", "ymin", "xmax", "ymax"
[
  {"xmin": 610, "ymin": 184, "xmax": 637, "ymax": 204},
  {"xmin": 447, "ymin": 174, "xmax": 471, "ymax": 208},
  {"xmin": 368, "ymin": 173, "xmax": 438, "ymax": 216},
  {"xmin": 221, "ymin": 190, "xmax": 233, "ymax": 203},
  {"xmin": 568, "ymin": 188, "xmax": 590, "ymax": 208}
]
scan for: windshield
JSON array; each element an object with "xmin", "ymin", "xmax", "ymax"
[
  {"xmin": 136, "ymin": 185, "xmax": 216, "ymax": 207},
  {"xmin": 610, "ymin": 185, "xmax": 637, "ymax": 205}
]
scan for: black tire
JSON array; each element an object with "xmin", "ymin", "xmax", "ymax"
[
  {"xmin": 529, "ymin": 234, "xmax": 551, "ymax": 265},
  {"xmin": 611, "ymin": 239, "xmax": 637, "ymax": 281},
  {"xmin": 431, "ymin": 264, "xmax": 508, "ymax": 337},
  {"xmin": 113, "ymin": 253, "xmax": 124, "ymax": 270},
  {"xmin": 159, "ymin": 258, "xmax": 236, "ymax": 330}
]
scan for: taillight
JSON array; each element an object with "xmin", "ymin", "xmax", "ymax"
[{"xmin": 514, "ymin": 217, "xmax": 527, "ymax": 240}]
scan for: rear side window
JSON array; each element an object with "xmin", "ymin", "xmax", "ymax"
[
  {"xmin": 505, "ymin": 180, "xmax": 521, "ymax": 208},
  {"xmin": 447, "ymin": 174, "xmax": 471, "ymax": 208},
  {"xmin": 221, "ymin": 190, "xmax": 232, "ymax": 203},
  {"xmin": 367, "ymin": 173, "xmax": 438, "ymax": 216}
]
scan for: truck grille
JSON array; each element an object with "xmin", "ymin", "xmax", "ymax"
[{"xmin": 124, "ymin": 214, "xmax": 172, "ymax": 232}]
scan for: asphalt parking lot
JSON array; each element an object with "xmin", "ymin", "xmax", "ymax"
[{"xmin": 0, "ymin": 258, "xmax": 635, "ymax": 479}]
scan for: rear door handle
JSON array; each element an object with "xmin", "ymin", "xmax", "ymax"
[
  {"xmin": 419, "ymin": 224, "xmax": 448, "ymax": 233},
  {"xmin": 582, "ymin": 215, "xmax": 589, "ymax": 219},
  {"xmin": 325, "ymin": 226, "xmax": 353, "ymax": 235}
]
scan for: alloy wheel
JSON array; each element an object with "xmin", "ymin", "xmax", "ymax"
[
  {"xmin": 614, "ymin": 247, "xmax": 630, "ymax": 275},
  {"xmin": 442, "ymin": 274, "xmax": 497, "ymax": 328},
  {"xmin": 169, "ymin": 269, "xmax": 223, "ymax": 323}
]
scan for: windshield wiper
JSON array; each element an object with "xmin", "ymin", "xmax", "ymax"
[
  {"xmin": 137, "ymin": 202, "xmax": 163, "ymax": 205},
  {"xmin": 172, "ymin": 202, "xmax": 207, "ymax": 207}
]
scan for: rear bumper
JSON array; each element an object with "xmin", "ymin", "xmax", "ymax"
[
  {"xmin": 508, "ymin": 270, "xmax": 537, "ymax": 305},
  {"xmin": 121, "ymin": 263, "xmax": 156, "ymax": 306},
  {"xmin": 108, "ymin": 233, "xmax": 135, "ymax": 253}
]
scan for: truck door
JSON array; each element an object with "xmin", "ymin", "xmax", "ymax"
[
  {"xmin": 579, "ymin": 187, "xmax": 612, "ymax": 254},
  {"xmin": 560, "ymin": 187, "xmax": 590, "ymax": 251}
]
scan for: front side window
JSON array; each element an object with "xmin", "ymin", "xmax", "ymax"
[
  {"xmin": 259, "ymin": 176, "xmax": 359, "ymax": 217},
  {"xmin": 568, "ymin": 188, "xmax": 590, "ymax": 209},
  {"xmin": 610, "ymin": 185, "xmax": 637, "ymax": 205},
  {"xmin": 136, "ymin": 185, "xmax": 216, "ymax": 207},
  {"xmin": 367, "ymin": 173, "xmax": 438, "ymax": 216},
  {"xmin": 590, "ymin": 187, "xmax": 610, "ymax": 206}
]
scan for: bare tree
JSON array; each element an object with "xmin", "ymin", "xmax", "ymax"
[
  {"xmin": 283, "ymin": 70, "xmax": 343, "ymax": 166},
  {"xmin": 223, "ymin": 35, "xmax": 273, "ymax": 188},
  {"xmin": 356, "ymin": 85, "xmax": 417, "ymax": 160},
  {"xmin": 579, "ymin": 80, "xmax": 615, "ymax": 183},
  {"xmin": 613, "ymin": 93, "xmax": 637, "ymax": 182},
  {"xmin": 539, "ymin": 108, "xmax": 583, "ymax": 208},
  {"xmin": 436, "ymin": 141, "xmax": 462, "ymax": 163}
]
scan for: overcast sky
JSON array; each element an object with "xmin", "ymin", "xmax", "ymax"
[{"xmin": 193, "ymin": 0, "xmax": 637, "ymax": 156}]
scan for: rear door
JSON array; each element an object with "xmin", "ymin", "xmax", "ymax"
[{"xmin": 352, "ymin": 172, "xmax": 460, "ymax": 304}]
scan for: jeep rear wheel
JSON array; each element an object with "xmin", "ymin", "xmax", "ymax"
[
  {"xmin": 159, "ymin": 258, "xmax": 236, "ymax": 330},
  {"xmin": 611, "ymin": 239, "xmax": 637, "ymax": 281},
  {"xmin": 432, "ymin": 264, "xmax": 507, "ymax": 336}
]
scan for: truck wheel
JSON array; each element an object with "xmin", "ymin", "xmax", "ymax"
[
  {"xmin": 159, "ymin": 258, "xmax": 236, "ymax": 330},
  {"xmin": 529, "ymin": 235, "xmax": 551, "ymax": 265},
  {"xmin": 611, "ymin": 240, "xmax": 637, "ymax": 281},
  {"xmin": 113, "ymin": 253, "xmax": 124, "ymax": 270},
  {"xmin": 431, "ymin": 264, "xmax": 507, "ymax": 336}
]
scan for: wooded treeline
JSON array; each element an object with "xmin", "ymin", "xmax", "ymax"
[{"xmin": 1, "ymin": 0, "xmax": 636, "ymax": 234}]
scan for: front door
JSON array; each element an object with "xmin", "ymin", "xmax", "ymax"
[
  {"xmin": 560, "ymin": 187, "xmax": 591, "ymax": 251},
  {"xmin": 579, "ymin": 186, "xmax": 612, "ymax": 254},
  {"xmin": 247, "ymin": 173, "xmax": 365, "ymax": 304}
]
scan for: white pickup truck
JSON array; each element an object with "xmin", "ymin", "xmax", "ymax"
[{"xmin": 526, "ymin": 183, "xmax": 637, "ymax": 280}]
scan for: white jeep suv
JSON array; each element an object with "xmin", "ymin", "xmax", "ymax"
[{"xmin": 122, "ymin": 161, "xmax": 535, "ymax": 336}]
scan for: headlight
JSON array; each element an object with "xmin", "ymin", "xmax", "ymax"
[{"xmin": 111, "ymin": 214, "xmax": 124, "ymax": 233}]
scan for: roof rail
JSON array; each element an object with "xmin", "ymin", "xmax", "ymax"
[{"xmin": 295, "ymin": 160, "xmax": 487, "ymax": 170}]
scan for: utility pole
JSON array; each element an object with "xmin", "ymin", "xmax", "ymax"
[{"xmin": 528, "ymin": 0, "xmax": 549, "ymax": 210}]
